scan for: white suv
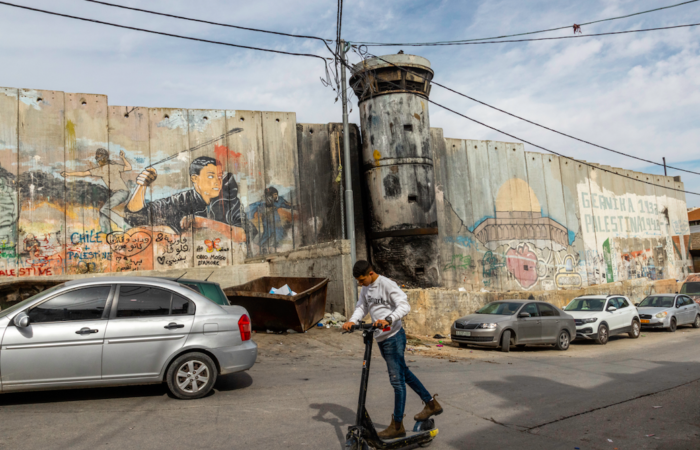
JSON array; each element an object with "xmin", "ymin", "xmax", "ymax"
[{"xmin": 563, "ymin": 295, "xmax": 641, "ymax": 345}]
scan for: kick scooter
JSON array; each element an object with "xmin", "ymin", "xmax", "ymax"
[{"xmin": 344, "ymin": 323, "xmax": 438, "ymax": 449}]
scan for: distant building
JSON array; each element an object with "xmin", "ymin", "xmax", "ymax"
[{"xmin": 690, "ymin": 208, "xmax": 700, "ymax": 273}]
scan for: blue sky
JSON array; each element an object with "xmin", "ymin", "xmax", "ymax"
[{"xmin": 0, "ymin": 0, "xmax": 699, "ymax": 206}]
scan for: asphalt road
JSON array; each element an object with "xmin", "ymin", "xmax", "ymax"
[{"xmin": 0, "ymin": 326, "xmax": 699, "ymax": 450}]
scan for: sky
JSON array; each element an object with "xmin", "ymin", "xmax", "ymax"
[{"xmin": 0, "ymin": 0, "xmax": 699, "ymax": 207}]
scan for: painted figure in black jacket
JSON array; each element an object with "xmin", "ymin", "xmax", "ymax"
[{"xmin": 124, "ymin": 156, "xmax": 242, "ymax": 234}]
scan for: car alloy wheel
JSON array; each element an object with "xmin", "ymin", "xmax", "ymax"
[
  {"xmin": 629, "ymin": 320, "xmax": 640, "ymax": 339},
  {"xmin": 166, "ymin": 352, "xmax": 217, "ymax": 400},
  {"xmin": 693, "ymin": 315, "xmax": 700, "ymax": 329},
  {"xmin": 596, "ymin": 324, "xmax": 608, "ymax": 345},
  {"xmin": 177, "ymin": 360, "xmax": 210, "ymax": 393},
  {"xmin": 555, "ymin": 330, "xmax": 570, "ymax": 351}
]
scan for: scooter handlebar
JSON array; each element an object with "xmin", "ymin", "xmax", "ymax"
[{"xmin": 345, "ymin": 322, "xmax": 382, "ymax": 333}]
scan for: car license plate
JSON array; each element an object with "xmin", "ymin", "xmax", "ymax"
[
  {"xmin": 455, "ymin": 331, "xmax": 471, "ymax": 337},
  {"xmin": 641, "ymin": 319, "xmax": 650, "ymax": 324}
]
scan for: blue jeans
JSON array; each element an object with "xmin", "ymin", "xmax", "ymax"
[{"xmin": 377, "ymin": 328, "xmax": 432, "ymax": 423}]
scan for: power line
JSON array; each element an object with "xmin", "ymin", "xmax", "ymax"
[
  {"xmin": 0, "ymin": 1, "xmax": 331, "ymax": 62},
  {"xmin": 344, "ymin": 57, "xmax": 699, "ymax": 196},
  {"xmin": 356, "ymin": 50, "xmax": 700, "ymax": 177},
  {"xmin": 355, "ymin": 0, "xmax": 700, "ymax": 46},
  {"xmin": 84, "ymin": 0, "xmax": 333, "ymax": 43},
  {"xmin": 357, "ymin": 22, "xmax": 700, "ymax": 47}
]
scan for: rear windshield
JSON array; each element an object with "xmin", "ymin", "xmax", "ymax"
[
  {"xmin": 680, "ymin": 282, "xmax": 700, "ymax": 295},
  {"xmin": 638, "ymin": 296, "xmax": 674, "ymax": 308},
  {"xmin": 476, "ymin": 302, "xmax": 521, "ymax": 315},
  {"xmin": 565, "ymin": 298, "xmax": 605, "ymax": 312}
]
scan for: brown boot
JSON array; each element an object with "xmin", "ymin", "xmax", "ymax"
[
  {"xmin": 376, "ymin": 417, "xmax": 406, "ymax": 440},
  {"xmin": 414, "ymin": 394, "xmax": 443, "ymax": 421}
]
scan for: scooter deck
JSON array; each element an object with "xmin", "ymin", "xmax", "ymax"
[{"xmin": 353, "ymin": 409, "xmax": 438, "ymax": 449}]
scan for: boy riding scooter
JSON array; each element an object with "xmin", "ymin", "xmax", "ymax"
[{"xmin": 342, "ymin": 261, "xmax": 443, "ymax": 439}]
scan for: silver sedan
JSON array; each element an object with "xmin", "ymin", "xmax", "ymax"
[
  {"xmin": 450, "ymin": 300, "xmax": 576, "ymax": 352},
  {"xmin": 0, "ymin": 276, "xmax": 257, "ymax": 399},
  {"xmin": 636, "ymin": 294, "xmax": 700, "ymax": 332}
]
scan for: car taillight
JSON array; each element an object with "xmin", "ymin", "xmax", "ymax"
[{"xmin": 238, "ymin": 314, "xmax": 251, "ymax": 341}]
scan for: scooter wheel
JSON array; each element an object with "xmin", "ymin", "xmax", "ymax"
[{"xmin": 344, "ymin": 437, "xmax": 369, "ymax": 450}]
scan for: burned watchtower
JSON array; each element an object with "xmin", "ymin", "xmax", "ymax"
[{"xmin": 350, "ymin": 53, "xmax": 439, "ymax": 287}]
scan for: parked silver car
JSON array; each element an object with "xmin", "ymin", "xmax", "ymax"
[
  {"xmin": 450, "ymin": 300, "xmax": 576, "ymax": 352},
  {"xmin": 0, "ymin": 277, "xmax": 257, "ymax": 399},
  {"xmin": 636, "ymin": 294, "xmax": 700, "ymax": 332}
]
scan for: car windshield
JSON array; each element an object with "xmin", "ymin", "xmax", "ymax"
[
  {"xmin": 0, "ymin": 284, "xmax": 64, "ymax": 319},
  {"xmin": 565, "ymin": 298, "xmax": 605, "ymax": 311},
  {"xmin": 680, "ymin": 282, "xmax": 700, "ymax": 295},
  {"xmin": 638, "ymin": 296, "xmax": 674, "ymax": 308},
  {"xmin": 476, "ymin": 302, "xmax": 521, "ymax": 315}
]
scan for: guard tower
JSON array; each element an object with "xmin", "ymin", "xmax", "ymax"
[{"xmin": 350, "ymin": 53, "xmax": 439, "ymax": 287}]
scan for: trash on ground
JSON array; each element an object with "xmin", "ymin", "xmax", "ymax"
[
  {"xmin": 436, "ymin": 344, "xmax": 444, "ymax": 348},
  {"xmin": 607, "ymin": 438, "xmax": 613, "ymax": 442},
  {"xmin": 317, "ymin": 312, "xmax": 347, "ymax": 328},
  {"xmin": 653, "ymin": 406, "xmax": 662, "ymax": 409},
  {"xmin": 449, "ymin": 359, "xmax": 457, "ymax": 362},
  {"xmin": 408, "ymin": 360, "xmax": 416, "ymax": 362},
  {"xmin": 433, "ymin": 334, "xmax": 446, "ymax": 339},
  {"xmin": 287, "ymin": 329, "xmax": 297, "ymax": 334},
  {"xmin": 646, "ymin": 434, "xmax": 655, "ymax": 437},
  {"xmin": 458, "ymin": 287, "xmax": 466, "ymax": 292}
]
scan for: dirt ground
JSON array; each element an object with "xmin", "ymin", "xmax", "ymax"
[{"xmin": 252, "ymin": 323, "xmax": 693, "ymax": 363}]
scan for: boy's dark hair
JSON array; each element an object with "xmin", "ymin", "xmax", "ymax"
[
  {"xmin": 190, "ymin": 156, "xmax": 218, "ymax": 176},
  {"xmin": 353, "ymin": 260, "xmax": 372, "ymax": 278}
]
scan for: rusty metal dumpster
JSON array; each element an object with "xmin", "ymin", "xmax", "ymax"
[{"xmin": 223, "ymin": 277, "xmax": 329, "ymax": 333}]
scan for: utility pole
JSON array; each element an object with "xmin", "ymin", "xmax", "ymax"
[
  {"xmin": 339, "ymin": 40, "xmax": 357, "ymax": 266},
  {"xmin": 663, "ymin": 157, "xmax": 667, "ymax": 176}
]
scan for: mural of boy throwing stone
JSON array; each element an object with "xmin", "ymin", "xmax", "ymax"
[
  {"xmin": 61, "ymin": 148, "xmax": 132, "ymax": 233},
  {"xmin": 125, "ymin": 156, "xmax": 242, "ymax": 235}
]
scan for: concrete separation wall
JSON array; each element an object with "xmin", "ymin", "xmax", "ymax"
[
  {"xmin": 434, "ymin": 135, "xmax": 692, "ymax": 292},
  {"xmin": 0, "ymin": 86, "xmax": 364, "ymax": 283},
  {"xmin": 403, "ymin": 277, "xmax": 681, "ymax": 337}
]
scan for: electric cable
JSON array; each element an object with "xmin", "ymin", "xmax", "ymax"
[
  {"xmin": 341, "ymin": 57, "xmax": 699, "ymax": 196},
  {"xmin": 84, "ymin": 0, "xmax": 333, "ymax": 43},
  {"xmin": 354, "ymin": 0, "xmax": 700, "ymax": 46},
  {"xmin": 357, "ymin": 22, "xmax": 700, "ymax": 47},
  {"xmin": 0, "ymin": 1, "xmax": 332, "ymax": 62},
  {"xmin": 356, "ymin": 50, "xmax": 700, "ymax": 177}
]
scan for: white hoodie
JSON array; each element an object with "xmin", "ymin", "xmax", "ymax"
[{"xmin": 349, "ymin": 275, "xmax": 410, "ymax": 342}]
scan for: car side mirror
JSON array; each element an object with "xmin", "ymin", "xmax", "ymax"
[
  {"xmin": 518, "ymin": 312, "xmax": 531, "ymax": 318},
  {"xmin": 607, "ymin": 306, "xmax": 617, "ymax": 312},
  {"xmin": 14, "ymin": 312, "xmax": 30, "ymax": 328},
  {"xmin": 634, "ymin": 303, "xmax": 640, "ymax": 307}
]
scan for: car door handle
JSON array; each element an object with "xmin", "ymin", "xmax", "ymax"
[
  {"xmin": 164, "ymin": 323, "xmax": 185, "ymax": 329},
  {"xmin": 75, "ymin": 327, "xmax": 99, "ymax": 335}
]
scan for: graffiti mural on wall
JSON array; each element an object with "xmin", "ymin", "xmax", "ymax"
[
  {"xmin": 246, "ymin": 186, "xmax": 296, "ymax": 255},
  {"xmin": 0, "ymin": 87, "xmax": 302, "ymax": 278}
]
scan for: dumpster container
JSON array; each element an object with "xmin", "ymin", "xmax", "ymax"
[{"xmin": 223, "ymin": 277, "xmax": 329, "ymax": 333}]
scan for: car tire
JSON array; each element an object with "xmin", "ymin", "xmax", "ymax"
[
  {"xmin": 629, "ymin": 320, "xmax": 641, "ymax": 339},
  {"xmin": 457, "ymin": 343, "xmax": 469, "ymax": 349},
  {"xmin": 693, "ymin": 315, "xmax": 700, "ymax": 329},
  {"xmin": 555, "ymin": 330, "xmax": 570, "ymax": 351},
  {"xmin": 595, "ymin": 324, "xmax": 609, "ymax": 345},
  {"xmin": 668, "ymin": 318, "xmax": 677, "ymax": 333},
  {"xmin": 500, "ymin": 330, "xmax": 511, "ymax": 353},
  {"xmin": 166, "ymin": 352, "xmax": 218, "ymax": 400}
]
